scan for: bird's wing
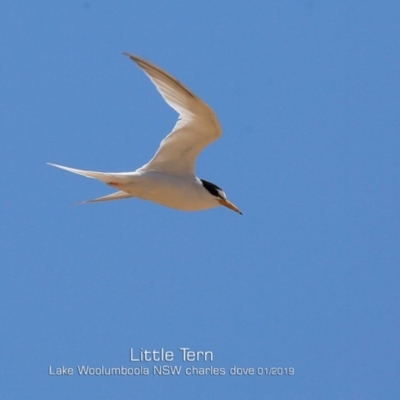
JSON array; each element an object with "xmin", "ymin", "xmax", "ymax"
[{"xmin": 124, "ymin": 53, "xmax": 221, "ymax": 176}]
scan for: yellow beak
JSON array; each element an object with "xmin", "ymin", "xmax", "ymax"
[{"xmin": 218, "ymin": 199, "xmax": 242, "ymax": 215}]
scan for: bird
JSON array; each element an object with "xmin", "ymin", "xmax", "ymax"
[{"xmin": 48, "ymin": 53, "xmax": 242, "ymax": 215}]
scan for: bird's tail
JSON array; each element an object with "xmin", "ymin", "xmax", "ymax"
[
  {"xmin": 48, "ymin": 162, "xmax": 134, "ymax": 204},
  {"xmin": 76, "ymin": 190, "xmax": 132, "ymax": 204},
  {"xmin": 47, "ymin": 163, "xmax": 131, "ymax": 185}
]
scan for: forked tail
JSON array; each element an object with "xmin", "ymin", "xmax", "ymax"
[
  {"xmin": 48, "ymin": 162, "xmax": 133, "ymax": 203},
  {"xmin": 47, "ymin": 163, "xmax": 130, "ymax": 184}
]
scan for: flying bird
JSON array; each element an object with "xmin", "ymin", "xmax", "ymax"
[{"xmin": 48, "ymin": 53, "xmax": 242, "ymax": 215}]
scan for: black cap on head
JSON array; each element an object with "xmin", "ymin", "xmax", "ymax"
[{"xmin": 200, "ymin": 179, "xmax": 226, "ymax": 200}]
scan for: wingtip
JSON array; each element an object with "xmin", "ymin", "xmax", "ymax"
[
  {"xmin": 123, "ymin": 51, "xmax": 135, "ymax": 60},
  {"xmin": 123, "ymin": 52, "xmax": 146, "ymax": 66}
]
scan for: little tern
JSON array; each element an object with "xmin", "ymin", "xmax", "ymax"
[{"xmin": 48, "ymin": 53, "xmax": 242, "ymax": 215}]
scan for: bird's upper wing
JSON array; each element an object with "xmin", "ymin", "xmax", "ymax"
[{"xmin": 124, "ymin": 53, "xmax": 221, "ymax": 175}]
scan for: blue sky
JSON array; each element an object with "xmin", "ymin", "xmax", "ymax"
[{"xmin": 1, "ymin": 1, "xmax": 399, "ymax": 398}]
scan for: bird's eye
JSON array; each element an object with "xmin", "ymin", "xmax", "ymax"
[{"xmin": 217, "ymin": 189, "xmax": 227, "ymax": 200}]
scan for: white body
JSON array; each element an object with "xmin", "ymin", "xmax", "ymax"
[{"xmin": 114, "ymin": 170, "xmax": 219, "ymax": 211}]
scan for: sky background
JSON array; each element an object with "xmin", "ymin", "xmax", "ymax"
[{"xmin": 1, "ymin": 1, "xmax": 399, "ymax": 398}]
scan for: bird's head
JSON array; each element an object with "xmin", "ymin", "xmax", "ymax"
[{"xmin": 200, "ymin": 179, "xmax": 242, "ymax": 215}]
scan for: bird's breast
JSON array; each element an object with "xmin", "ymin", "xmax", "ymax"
[{"xmin": 120, "ymin": 172, "xmax": 216, "ymax": 211}]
